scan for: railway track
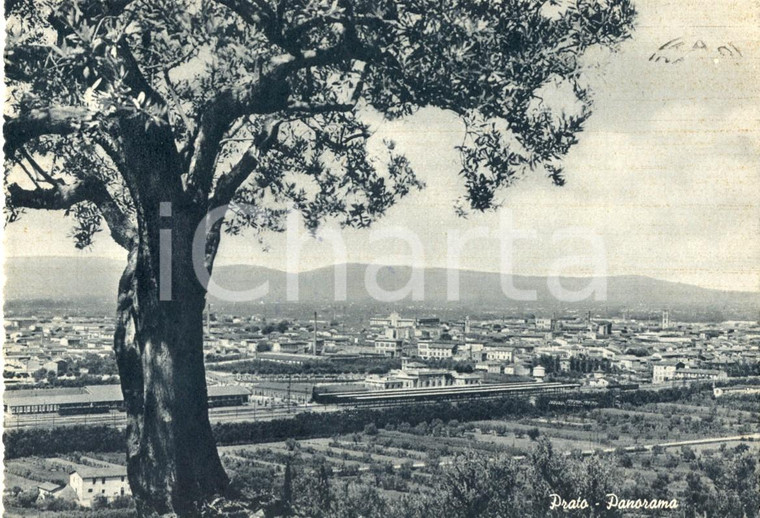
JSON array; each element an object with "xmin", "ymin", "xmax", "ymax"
[{"xmin": 2, "ymin": 380, "xmax": 646, "ymax": 430}]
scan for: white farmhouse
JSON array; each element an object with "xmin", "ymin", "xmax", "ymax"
[{"xmin": 70, "ymin": 466, "xmax": 130, "ymax": 506}]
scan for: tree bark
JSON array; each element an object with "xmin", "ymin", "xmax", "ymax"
[{"xmin": 113, "ymin": 210, "xmax": 228, "ymax": 517}]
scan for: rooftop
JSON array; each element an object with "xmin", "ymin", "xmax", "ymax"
[
  {"xmin": 4, "ymin": 384, "xmax": 249, "ymax": 407},
  {"xmin": 72, "ymin": 465, "xmax": 127, "ymax": 479},
  {"xmin": 37, "ymin": 481, "xmax": 63, "ymax": 492}
]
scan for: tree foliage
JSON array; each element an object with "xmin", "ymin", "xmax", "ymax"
[
  {"xmin": 5, "ymin": 0, "xmax": 636, "ymax": 248},
  {"xmin": 4, "ymin": 0, "xmax": 636, "ymax": 513},
  {"xmin": 278, "ymin": 440, "xmax": 623, "ymax": 518}
]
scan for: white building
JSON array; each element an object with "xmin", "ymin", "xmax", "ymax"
[
  {"xmin": 450, "ymin": 372, "xmax": 482, "ymax": 386},
  {"xmin": 672, "ymin": 368, "xmax": 728, "ymax": 383},
  {"xmin": 365, "ymin": 375, "xmax": 404, "ymax": 390},
  {"xmin": 373, "ymin": 327, "xmax": 406, "ymax": 357},
  {"xmin": 653, "ymin": 362, "xmax": 727, "ymax": 384},
  {"xmin": 652, "ymin": 363, "xmax": 678, "ymax": 383},
  {"xmin": 417, "ymin": 341, "xmax": 457, "ymax": 359},
  {"xmin": 373, "ymin": 337, "xmax": 404, "ymax": 357},
  {"xmin": 484, "ymin": 346, "xmax": 514, "ymax": 363},
  {"xmin": 365, "ymin": 364, "xmax": 480, "ymax": 390},
  {"xmin": 475, "ymin": 362, "xmax": 507, "ymax": 374},
  {"xmin": 70, "ymin": 466, "xmax": 130, "ymax": 506},
  {"xmin": 535, "ymin": 318, "xmax": 554, "ymax": 330},
  {"xmin": 370, "ymin": 312, "xmax": 416, "ymax": 329}
]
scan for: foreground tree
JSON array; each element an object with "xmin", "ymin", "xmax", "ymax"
[{"xmin": 4, "ymin": 0, "xmax": 635, "ymax": 514}]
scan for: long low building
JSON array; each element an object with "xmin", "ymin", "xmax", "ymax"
[
  {"xmin": 3, "ymin": 384, "xmax": 250, "ymax": 415},
  {"xmin": 313, "ymin": 381, "xmax": 581, "ymax": 405}
]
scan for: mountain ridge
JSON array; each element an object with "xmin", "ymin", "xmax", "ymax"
[{"xmin": 4, "ymin": 256, "xmax": 758, "ymax": 312}]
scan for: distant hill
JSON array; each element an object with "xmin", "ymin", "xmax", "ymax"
[
  {"xmin": 4, "ymin": 256, "xmax": 759, "ymax": 312},
  {"xmin": 5, "ymin": 256, "xmax": 124, "ymax": 302}
]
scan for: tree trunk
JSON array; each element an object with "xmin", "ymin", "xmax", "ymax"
[{"xmin": 113, "ymin": 211, "xmax": 228, "ymax": 516}]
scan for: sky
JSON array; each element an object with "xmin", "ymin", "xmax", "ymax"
[{"xmin": 4, "ymin": 0, "xmax": 760, "ymax": 292}]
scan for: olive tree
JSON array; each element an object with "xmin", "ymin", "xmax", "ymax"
[{"xmin": 4, "ymin": 0, "xmax": 635, "ymax": 514}]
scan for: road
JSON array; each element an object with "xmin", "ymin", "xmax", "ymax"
[{"xmin": 591, "ymin": 433, "xmax": 760, "ymax": 454}]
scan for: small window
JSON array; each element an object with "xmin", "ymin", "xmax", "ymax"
[
  {"xmin": 88, "ymin": 489, "xmax": 93, "ymax": 493},
  {"xmin": 121, "ymin": 476, "xmax": 125, "ymax": 482},
  {"xmin": 92, "ymin": 479, "xmax": 96, "ymax": 485},
  {"xmin": 102, "ymin": 478, "xmax": 106, "ymax": 484},
  {"xmin": 102, "ymin": 490, "xmax": 106, "ymax": 494}
]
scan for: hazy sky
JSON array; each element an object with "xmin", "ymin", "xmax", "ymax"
[{"xmin": 4, "ymin": 0, "xmax": 759, "ymax": 292}]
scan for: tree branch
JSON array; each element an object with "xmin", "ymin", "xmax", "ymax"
[
  {"xmin": 286, "ymin": 100, "xmax": 356, "ymax": 114},
  {"xmin": 202, "ymin": 119, "xmax": 281, "ymax": 265},
  {"xmin": 213, "ymin": 0, "xmax": 275, "ymax": 27},
  {"xmin": 183, "ymin": 73, "xmax": 290, "ymax": 203},
  {"xmin": 163, "ymin": 69, "xmax": 195, "ymax": 138},
  {"xmin": 8, "ymin": 153, "xmax": 137, "ymax": 250},
  {"xmin": 115, "ymin": 38, "xmax": 167, "ymax": 109},
  {"xmin": 210, "ymin": 119, "xmax": 281, "ymax": 208},
  {"xmin": 47, "ymin": 0, "xmax": 137, "ymax": 39},
  {"xmin": 91, "ymin": 185, "xmax": 137, "ymax": 250},
  {"xmin": 92, "ymin": 133, "xmax": 130, "ymax": 179},
  {"xmin": 183, "ymin": 6, "xmax": 382, "ymax": 203},
  {"xmin": 284, "ymin": 15, "xmax": 345, "ymax": 44},
  {"xmin": 268, "ymin": 29, "xmax": 387, "ymax": 79},
  {"xmin": 19, "ymin": 147, "xmax": 63, "ymax": 186},
  {"xmin": 15, "ymin": 159, "xmax": 43, "ymax": 190},
  {"xmin": 8, "ymin": 179, "xmax": 94, "ymax": 211},
  {"xmin": 270, "ymin": 44, "xmax": 352, "ymax": 74},
  {"xmin": 211, "ymin": 0, "xmax": 293, "ymax": 51},
  {"xmin": 285, "ymin": 64, "xmax": 365, "ymax": 115},
  {"xmin": 4, "ymin": 43, "xmax": 49, "ymax": 82},
  {"xmin": 4, "ymin": 107, "xmax": 92, "ymax": 155},
  {"xmin": 83, "ymin": 138, "xmax": 138, "ymax": 249},
  {"xmin": 212, "ymin": 0, "xmax": 392, "ymax": 60}
]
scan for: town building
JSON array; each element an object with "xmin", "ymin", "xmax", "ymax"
[
  {"xmin": 364, "ymin": 375, "xmax": 405, "ymax": 390},
  {"xmin": 373, "ymin": 337, "xmax": 404, "ymax": 357},
  {"xmin": 369, "ymin": 312, "xmax": 416, "ymax": 329},
  {"xmin": 36, "ymin": 482, "xmax": 65, "ymax": 500},
  {"xmin": 364, "ymin": 361, "xmax": 480, "ymax": 390},
  {"xmin": 3, "ymin": 384, "xmax": 250, "ymax": 415},
  {"xmin": 483, "ymin": 346, "xmax": 514, "ymax": 363},
  {"xmin": 652, "ymin": 362, "xmax": 727, "ymax": 384},
  {"xmin": 373, "ymin": 327, "xmax": 406, "ymax": 357},
  {"xmin": 417, "ymin": 341, "xmax": 458, "ymax": 359},
  {"xmin": 70, "ymin": 466, "xmax": 130, "ymax": 506},
  {"xmin": 672, "ymin": 368, "xmax": 728, "ymax": 383},
  {"xmin": 652, "ymin": 363, "xmax": 677, "ymax": 383},
  {"xmin": 42, "ymin": 358, "xmax": 68, "ymax": 375},
  {"xmin": 593, "ymin": 322, "xmax": 613, "ymax": 336},
  {"xmin": 475, "ymin": 362, "xmax": 508, "ymax": 374},
  {"xmin": 535, "ymin": 318, "xmax": 554, "ymax": 331}
]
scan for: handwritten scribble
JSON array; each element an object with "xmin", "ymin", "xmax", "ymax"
[{"xmin": 650, "ymin": 37, "xmax": 743, "ymax": 64}]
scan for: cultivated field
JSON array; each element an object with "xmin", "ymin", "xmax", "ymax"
[{"xmin": 5, "ymin": 389, "xmax": 759, "ymax": 517}]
